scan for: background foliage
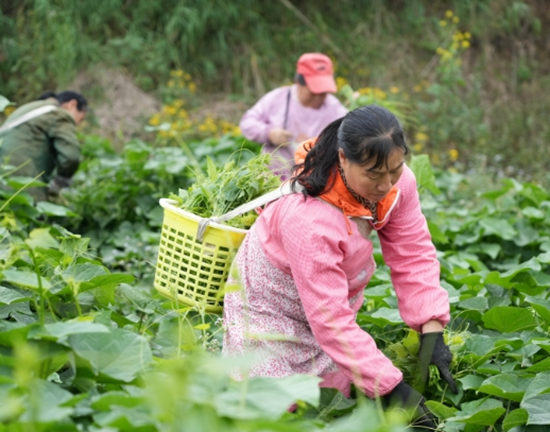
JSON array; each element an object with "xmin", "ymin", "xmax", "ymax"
[{"xmin": 0, "ymin": 0, "xmax": 549, "ymax": 179}]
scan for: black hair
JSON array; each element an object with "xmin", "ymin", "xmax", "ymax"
[
  {"xmin": 37, "ymin": 90, "xmax": 88, "ymax": 112},
  {"xmin": 292, "ymin": 105, "xmax": 409, "ymax": 196},
  {"xmin": 294, "ymin": 73, "xmax": 307, "ymax": 86}
]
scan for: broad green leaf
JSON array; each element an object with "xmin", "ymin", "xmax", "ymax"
[
  {"xmin": 20, "ymin": 379, "xmax": 73, "ymax": 423},
  {"xmin": 0, "ymin": 95, "xmax": 13, "ymax": 112},
  {"xmin": 1, "ymin": 269, "xmax": 52, "ymax": 290},
  {"xmin": 61, "ymin": 263, "xmax": 107, "ymax": 284},
  {"xmin": 68, "ymin": 328, "xmax": 152, "ymax": 382},
  {"xmin": 428, "ymin": 221, "xmax": 448, "ymax": 244},
  {"xmin": 25, "ymin": 228, "xmax": 59, "ymax": 250},
  {"xmin": 29, "ymin": 321, "xmax": 110, "ymax": 342},
  {"xmin": 193, "ymin": 323, "xmax": 210, "ymax": 330},
  {"xmin": 526, "ymin": 358, "xmax": 550, "ymax": 373},
  {"xmin": 35, "ymin": 201, "xmax": 76, "ymax": 217},
  {"xmin": 459, "ymin": 375, "xmax": 485, "ymax": 390},
  {"xmin": 80, "ymin": 273, "xmax": 135, "ymax": 293},
  {"xmin": 409, "ymin": 154, "xmax": 440, "ymax": 195},
  {"xmin": 425, "ymin": 400, "xmax": 457, "ymax": 419},
  {"xmin": 523, "ymin": 372, "xmax": 550, "ymax": 400},
  {"xmin": 328, "ymin": 402, "xmax": 384, "ymax": 432},
  {"xmin": 90, "ymin": 391, "xmax": 145, "ymax": 410},
  {"xmin": 0, "ymin": 286, "xmax": 32, "ymax": 305},
  {"xmin": 214, "ymin": 374, "xmax": 321, "ymax": 420},
  {"xmin": 93, "ymin": 406, "xmax": 157, "ymax": 430},
  {"xmin": 482, "ymin": 307, "xmax": 537, "ymax": 333},
  {"xmin": 447, "ymin": 398, "xmax": 505, "ymax": 426},
  {"xmin": 503, "ymin": 409, "xmax": 528, "ymax": 431},
  {"xmin": 478, "ymin": 373, "xmax": 531, "ymax": 402},
  {"xmin": 480, "ymin": 218, "xmax": 517, "ymax": 240},
  {"xmin": 0, "ymin": 321, "xmax": 32, "ymax": 345},
  {"xmin": 525, "ymin": 296, "xmax": 550, "ymax": 323},
  {"xmin": 521, "ymin": 393, "xmax": 550, "ymax": 425}
]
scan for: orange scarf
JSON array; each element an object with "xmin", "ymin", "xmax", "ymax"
[{"xmin": 294, "ymin": 138, "xmax": 399, "ymax": 234}]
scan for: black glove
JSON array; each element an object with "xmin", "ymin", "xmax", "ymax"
[
  {"xmin": 382, "ymin": 380, "xmax": 436, "ymax": 428},
  {"xmin": 418, "ymin": 331, "xmax": 458, "ymax": 394}
]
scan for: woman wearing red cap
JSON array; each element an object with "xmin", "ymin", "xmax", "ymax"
[
  {"xmin": 224, "ymin": 105, "xmax": 456, "ymax": 427},
  {"xmin": 239, "ymin": 52, "xmax": 347, "ymax": 180}
]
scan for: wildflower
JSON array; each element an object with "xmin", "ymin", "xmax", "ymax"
[
  {"xmin": 416, "ymin": 132, "xmax": 429, "ymax": 142},
  {"xmin": 464, "ymin": 32, "xmax": 472, "ymax": 39},
  {"xmin": 439, "ymin": 20, "xmax": 447, "ymax": 27},
  {"xmin": 413, "ymin": 143, "xmax": 423, "ymax": 153},
  {"xmin": 462, "ymin": 41, "xmax": 470, "ymax": 48},
  {"xmin": 4, "ymin": 105, "xmax": 15, "ymax": 115},
  {"xmin": 336, "ymin": 77, "xmax": 348, "ymax": 90},
  {"xmin": 445, "ymin": 10, "xmax": 453, "ymax": 18},
  {"xmin": 449, "ymin": 149, "xmax": 459, "ymax": 161},
  {"xmin": 358, "ymin": 87, "xmax": 372, "ymax": 95},
  {"xmin": 390, "ymin": 86, "xmax": 399, "ymax": 94},
  {"xmin": 167, "ymin": 80, "xmax": 175, "ymax": 88},
  {"xmin": 453, "ymin": 16, "xmax": 460, "ymax": 23},
  {"xmin": 413, "ymin": 85, "xmax": 422, "ymax": 93},
  {"xmin": 436, "ymin": 47, "xmax": 445, "ymax": 55},
  {"xmin": 149, "ymin": 115, "xmax": 161, "ymax": 126}
]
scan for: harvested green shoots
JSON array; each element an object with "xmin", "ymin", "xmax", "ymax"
[{"xmin": 169, "ymin": 153, "xmax": 281, "ymax": 229}]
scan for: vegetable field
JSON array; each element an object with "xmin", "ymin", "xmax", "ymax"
[{"xmin": 1, "ymin": 130, "xmax": 550, "ymax": 431}]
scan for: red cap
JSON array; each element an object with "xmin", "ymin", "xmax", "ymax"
[{"xmin": 296, "ymin": 53, "xmax": 337, "ymax": 94}]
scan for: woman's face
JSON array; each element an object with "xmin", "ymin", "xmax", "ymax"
[{"xmin": 338, "ymin": 147, "xmax": 405, "ymax": 203}]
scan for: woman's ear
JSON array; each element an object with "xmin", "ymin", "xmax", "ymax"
[{"xmin": 338, "ymin": 148, "xmax": 347, "ymax": 165}]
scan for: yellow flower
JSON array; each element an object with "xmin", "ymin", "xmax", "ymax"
[
  {"xmin": 432, "ymin": 153, "xmax": 441, "ymax": 165},
  {"xmin": 445, "ymin": 10, "xmax": 453, "ymax": 18},
  {"xmin": 453, "ymin": 32, "xmax": 464, "ymax": 41},
  {"xmin": 167, "ymin": 80, "xmax": 175, "ymax": 88},
  {"xmin": 462, "ymin": 41, "xmax": 470, "ymax": 48},
  {"xmin": 413, "ymin": 85, "xmax": 422, "ymax": 93},
  {"xmin": 358, "ymin": 87, "xmax": 372, "ymax": 95},
  {"xmin": 416, "ymin": 132, "xmax": 429, "ymax": 142},
  {"xmin": 413, "ymin": 143, "xmax": 423, "ymax": 152},
  {"xmin": 373, "ymin": 88, "xmax": 387, "ymax": 100},
  {"xmin": 449, "ymin": 149, "xmax": 459, "ymax": 161},
  {"xmin": 336, "ymin": 77, "xmax": 348, "ymax": 90},
  {"xmin": 453, "ymin": 16, "xmax": 460, "ymax": 23},
  {"xmin": 390, "ymin": 86, "xmax": 399, "ymax": 94},
  {"xmin": 436, "ymin": 47, "xmax": 445, "ymax": 55},
  {"xmin": 3, "ymin": 105, "xmax": 15, "ymax": 115},
  {"xmin": 464, "ymin": 32, "xmax": 472, "ymax": 39},
  {"xmin": 439, "ymin": 20, "xmax": 447, "ymax": 27},
  {"xmin": 149, "ymin": 115, "xmax": 161, "ymax": 126},
  {"xmin": 188, "ymin": 82, "xmax": 197, "ymax": 93}
]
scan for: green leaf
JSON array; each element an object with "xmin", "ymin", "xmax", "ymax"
[
  {"xmin": 503, "ymin": 409, "xmax": 528, "ymax": 431},
  {"xmin": 20, "ymin": 379, "xmax": 73, "ymax": 423},
  {"xmin": 447, "ymin": 398, "xmax": 505, "ymax": 426},
  {"xmin": 525, "ymin": 296, "xmax": 550, "ymax": 323},
  {"xmin": 428, "ymin": 221, "xmax": 448, "ymax": 244},
  {"xmin": 523, "ymin": 372, "xmax": 550, "ymax": 400},
  {"xmin": 25, "ymin": 228, "xmax": 60, "ymax": 250},
  {"xmin": 68, "ymin": 328, "xmax": 152, "ymax": 382},
  {"xmin": 409, "ymin": 154, "xmax": 441, "ymax": 195},
  {"xmin": 526, "ymin": 358, "xmax": 550, "ymax": 373},
  {"xmin": 214, "ymin": 374, "xmax": 321, "ymax": 420},
  {"xmin": 0, "ymin": 321, "xmax": 32, "ymax": 345},
  {"xmin": 0, "ymin": 286, "xmax": 32, "ymax": 305},
  {"xmin": 80, "ymin": 273, "xmax": 135, "ymax": 293},
  {"xmin": 478, "ymin": 373, "xmax": 531, "ymax": 402},
  {"xmin": 35, "ymin": 201, "xmax": 76, "ymax": 217},
  {"xmin": 482, "ymin": 307, "xmax": 537, "ymax": 333},
  {"xmin": 479, "ymin": 218, "xmax": 517, "ymax": 240},
  {"xmin": 459, "ymin": 375, "xmax": 485, "ymax": 390},
  {"xmin": 521, "ymin": 394, "xmax": 550, "ymax": 425},
  {"xmin": 0, "ymin": 95, "xmax": 13, "ymax": 112},
  {"xmin": 425, "ymin": 400, "xmax": 457, "ymax": 419},
  {"xmin": 1, "ymin": 269, "xmax": 51, "ymax": 290},
  {"xmin": 29, "ymin": 321, "xmax": 110, "ymax": 342}
]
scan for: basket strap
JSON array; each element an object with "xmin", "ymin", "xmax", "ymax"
[{"xmin": 196, "ymin": 181, "xmax": 302, "ymax": 242}]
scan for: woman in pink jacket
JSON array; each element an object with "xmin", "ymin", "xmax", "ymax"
[{"xmin": 223, "ymin": 105, "xmax": 456, "ymax": 426}]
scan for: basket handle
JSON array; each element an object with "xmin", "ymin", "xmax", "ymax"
[{"xmin": 196, "ymin": 181, "xmax": 302, "ymax": 242}]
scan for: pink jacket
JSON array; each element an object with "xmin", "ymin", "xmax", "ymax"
[
  {"xmin": 239, "ymin": 85, "xmax": 348, "ymax": 179},
  {"xmin": 254, "ymin": 165, "xmax": 450, "ymax": 397}
]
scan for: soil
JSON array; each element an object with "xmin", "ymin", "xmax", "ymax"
[{"xmin": 69, "ymin": 68, "xmax": 249, "ymax": 148}]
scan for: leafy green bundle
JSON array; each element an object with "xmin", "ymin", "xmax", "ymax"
[{"xmin": 170, "ymin": 153, "xmax": 281, "ymax": 229}]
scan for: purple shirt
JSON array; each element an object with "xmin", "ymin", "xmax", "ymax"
[{"xmin": 239, "ymin": 85, "xmax": 348, "ymax": 179}]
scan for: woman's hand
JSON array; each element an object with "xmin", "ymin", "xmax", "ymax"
[
  {"xmin": 418, "ymin": 331, "xmax": 458, "ymax": 394},
  {"xmin": 382, "ymin": 380, "xmax": 437, "ymax": 428}
]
